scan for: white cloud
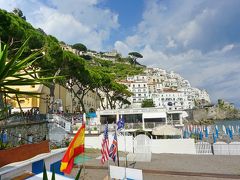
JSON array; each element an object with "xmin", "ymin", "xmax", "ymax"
[
  {"xmin": 114, "ymin": 0, "xmax": 240, "ymax": 106},
  {"xmin": 166, "ymin": 36, "xmax": 177, "ymax": 48},
  {"xmin": 0, "ymin": 0, "xmax": 119, "ymax": 51},
  {"xmin": 221, "ymin": 44, "xmax": 235, "ymax": 53},
  {"xmin": 114, "ymin": 41, "xmax": 130, "ymax": 56},
  {"xmin": 177, "ymin": 21, "xmax": 200, "ymax": 47}
]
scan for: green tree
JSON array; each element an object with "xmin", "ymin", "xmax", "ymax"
[
  {"xmin": 128, "ymin": 51, "xmax": 143, "ymax": 65},
  {"xmin": 72, "ymin": 43, "xmax": 87, "ymax": 52},
  {"xmin": 141, "ymin": 99, "xmax": 155, "ymax": 108},
  {"xmin": 12, "ymin": 8, "xmax": 26, "ymax": 20}
]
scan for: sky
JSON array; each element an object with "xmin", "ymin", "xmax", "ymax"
[{"xmin": 1, "ymin": 0, "xmax": 240, "ymax": 107}]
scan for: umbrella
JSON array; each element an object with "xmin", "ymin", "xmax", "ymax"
[{"xmin": 152, "ymin": 125, "xmax": 182, "ymax": 136}]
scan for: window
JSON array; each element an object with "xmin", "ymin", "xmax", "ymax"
[{"xmin": 19, "ymin": 100, "xmax": 25, "ymax": 104}]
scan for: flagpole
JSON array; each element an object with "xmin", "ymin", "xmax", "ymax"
[
  {"xmin": 115, "ymin": 127, "xmax": 120, "ymax": 167},
  {"xmin": 123, "ymin": 115, "xmax": 127, "ymax": 180},
  {"xmin": 83, "ymin": 113, "xmax": 86, "ymax": 179},
  {"xmin": 107, "ymin": 122, "xmax": 110, "ymax": 179},
  {"xmin": 116, "ymin": 111, "xmax": 120, "ymax": 167}
]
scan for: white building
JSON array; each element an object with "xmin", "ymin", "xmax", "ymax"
[
  {"xmin": 150, "ymin": 89, "xmax": 188, "ymax": 110},
  {"xmin": 120, "ymin": 68, "xmax": 211, "ymax": 110}
]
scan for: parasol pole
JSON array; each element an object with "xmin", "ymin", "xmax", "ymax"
[
  {"xmin": 123, "ymin": 114, "xmax": 127, "ymax": 179},
  {"xmin": 116, "ymin": 111, "xmax": 120, "ymax": 166},
  {"xmin": 83, "ymin": 113, "xmax": 86, "ymax": 179}
]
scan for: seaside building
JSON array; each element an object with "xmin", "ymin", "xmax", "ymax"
[
  {"xmin": 119, "ymin": 68, "xmax": 211, "ymax": 110},
  {"xmin": 95, "ymin": 107, "xmax": 185, "ymax": 135},
  {"xmin": 8, "ymin": 83, "xmax": 100, "ymax": 114}
]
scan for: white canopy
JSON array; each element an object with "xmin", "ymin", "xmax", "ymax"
[{"xmin": 152, "ymin": 125, "xmax": 181, "ymax": 136}]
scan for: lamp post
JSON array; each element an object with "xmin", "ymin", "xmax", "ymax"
[{"xmin": 66, "ymin": 78, "xmax": 74, "ymax": 113}]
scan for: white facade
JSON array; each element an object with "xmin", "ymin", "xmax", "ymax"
[
  {"xmin": 150, "ymin": 90, "xmax": 188, "ymax": 110},
  {"xmin": 120, "ymin": 68, "xmax": 211, "ymax": 110}
]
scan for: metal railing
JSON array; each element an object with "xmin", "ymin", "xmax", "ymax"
[{"xmin": 195, "ymin": 142, "xmax": 240, "ymax": 155}]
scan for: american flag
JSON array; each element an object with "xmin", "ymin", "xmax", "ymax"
[
  {"xmin": 109, "ymin": 133, "xmax": 118, "ymax": 162},
  {"xmin": 117, "ymin": 115, "xmax": 125, "ymax": 130},
  {"xmin": 101, "ymin": 123, "xmax": 109, "ymax": 164}
]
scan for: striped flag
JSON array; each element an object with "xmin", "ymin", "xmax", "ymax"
[
  {"xmin": 101, "ymin": 123, "xmax": 109, "ymax": 164},
  {"xmin": 60, "ymin": 124, "xmax": 85, "ymax": 174},
  {"xmin": 109, "ymin": 133, "xmax": 118, "ymax": 162}
]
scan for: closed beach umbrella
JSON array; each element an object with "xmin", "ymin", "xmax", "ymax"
[
  {"xmin": 232, "ymin": 126, "xmax": 235, "ymax": 134},
  {"xmin": 215, "ymin": 125, "xmax": 219, "ymax": 139},
  {"xmin": 152, "ymin": 125, "xmax": 181, "ymax": 136},
  {"xmin": 205, "ymin": 126, "xmax": 208, "ymax": 138},
  {"xmin": 222, "ymin": 125, "xmax": 226, "ymax": 134},
  {"xmin": 212, "ymin": 133, "xmax": 216, "ymax": 143},
  {"xmin": 229, "ymin": 128, "xmax": 233, "ymax": 140},
  {"xmin": 199, "ymin": 131, "xmax": 203, "ymax": 141}
]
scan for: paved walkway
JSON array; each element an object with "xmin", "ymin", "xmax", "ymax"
[{"xmin": 69, "ymin": 153, "xmax": 240, "ymax": 179}]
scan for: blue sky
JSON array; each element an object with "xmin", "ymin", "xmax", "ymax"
[{"xmin": 1, "ymin": 0, "xmax": 240, "ymax": 107}]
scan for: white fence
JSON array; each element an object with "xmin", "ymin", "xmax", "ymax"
[
  {"xmin": 86, "ymin": 134, "xmax": 240, "ymax": 155},
  {"xmin": 195, "ymin": 141, "xmax": 240, "ymax": 155},
  {"xmin": 151, "ymin": 139, "xmax": 196, "ymax": 154},
  {"xmin": 85, "ymin": 135, "xmax": 196, "ymax": 154},
  {"xmin": 195, "ymin": 142, "xmax": 212, "ymax": 155}
]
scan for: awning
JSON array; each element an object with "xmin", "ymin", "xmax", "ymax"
[
  {"xmin": 143, "ymin": 112, "xmax": 166, "ymax": 119},
  {"xmin": 152, "ymin": 125, "xmax": 181, "ymax": 136},
  {"xmin": 86, "ymin": 112, "xmax": 97, "ymax": 118}
]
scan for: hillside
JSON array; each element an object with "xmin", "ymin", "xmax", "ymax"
[{"xmin": 0, "ymin": 8, "xmax": 144, "ymax": 80}]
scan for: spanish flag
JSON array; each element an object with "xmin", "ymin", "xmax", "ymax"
[{"xmin": 60, "ymin": 124, "xmax": 85, "ymax": 174}]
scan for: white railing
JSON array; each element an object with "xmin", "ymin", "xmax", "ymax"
[
  {"xmin": 195, "ymin": 142, "xmax": 240, "ymax": 155},
  {"xmin": 99, "ymin": 107, "xmax": 166, "ymax": 115}
]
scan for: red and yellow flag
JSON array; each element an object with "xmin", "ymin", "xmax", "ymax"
[{"xmin": 60, "ymin": 124, "xmax": 85, "ymax": 174}]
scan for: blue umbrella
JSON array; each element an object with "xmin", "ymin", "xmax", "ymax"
[
  {"xmin": 183, "ymin": 130, "xmax": 187, "ymax": 138},
  {"xmin": 205, "ymin": 126, "xmax": 208, "ymax": 138},
  {"xmin": 215, "ymin": 126, "xmax": 219, "ymax": 139},
  {"xmin": 226, "ymin": 127, "xmax": 229, "ymax": 135},
  {"xmin": 199, "ymin": 131, "xmax": 203, "ymax": 141},
  {"xmin": 212, "ymin": 133, "xmax": 216, "ymax": 143},
  {"xmin": 229, "ymin": 128, "xmax": 233, "ymax": 140}
]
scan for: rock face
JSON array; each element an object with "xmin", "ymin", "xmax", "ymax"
[{"xmin": 186, "ymin": 107, "xmax": 240, "ymax": 123}]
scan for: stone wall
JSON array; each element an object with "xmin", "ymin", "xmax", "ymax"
[
  {"xmin": 186, "ymin": 107, "xmax": 240, "ymax": 122},
  {"xmin": 0, "ymin": 121, "xmax": 49, "ymax": 147}
]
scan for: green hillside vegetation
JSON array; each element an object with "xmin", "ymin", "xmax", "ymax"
[
  {"xmin": 90, "ymin": 58, "xmax": 144, "ymax": 80},
  {"xmin": 0, "ymin": 8, "xmax": 145, "ymax": 112}
]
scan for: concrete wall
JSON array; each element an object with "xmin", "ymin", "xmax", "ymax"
[
  {"xmin": 85, "ymin": 135, "xmax": 196, "ymax": 154},
  {"xmin": 0, "ymin": 149, "xmax": 65, "ymax": 179},
  {"xmin": 151, "ymin": 139, "xmax": 196, "ymax": 154},
  {"xmin": 44, "ymin": 150, "xmax": 65, "ymax": 170},
  {"xmin": 1, "ymin": 164, "xmax": 32, "ymax": 180}
]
